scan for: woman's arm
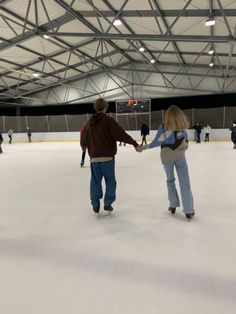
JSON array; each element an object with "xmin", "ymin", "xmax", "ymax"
[{"xmin": 142, "ymin": 125, "xmax": 165, "ymax": 150}]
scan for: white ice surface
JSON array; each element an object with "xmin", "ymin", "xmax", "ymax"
[{"xmin": 0, "ymin": 141, "xmax": 236, "ymax": 314}]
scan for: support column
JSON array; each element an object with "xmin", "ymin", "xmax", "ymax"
[
  {"xmin": 223, "ymin": 106, "xmax": 226, "ymax": 128},
  {"xmin": 135, "ymin": 112, "xmax": 138, "ymax": 130},
  {"xmin": 65, "ymin": 114, "xmax": 69, "ymax": 132},
  {"xmin": 162, "ymin": 109, "xmax": 165, "ymax": 123},
  {"xmin": 46, "ymin": 115, "xmax": 50, "ymax": 132},
  {"xmin": 16, "ymin": 107, "xmax": 21, "ymax": 132},
  {"xmin": 3, "ymin": 115, "xmax": 6, "ymax": 133},
  {"xmin": 25, "ymin": 116, "xmax": 29, "ymax": 128}
]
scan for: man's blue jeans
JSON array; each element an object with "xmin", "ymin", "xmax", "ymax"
[
  {"xmin": 90, "ymin": 159, "xmax": 116, "ymax": 208},
  {"xmin": 163, "ymin": 157, "xmax": 194, "ymax": 214}
]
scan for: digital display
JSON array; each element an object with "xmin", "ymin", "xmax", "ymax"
[{"xmin": 116, "ymin": 99, "xmax": 150, "ymax": 113}]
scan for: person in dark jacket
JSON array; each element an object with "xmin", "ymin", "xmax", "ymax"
[
  {"xmin": 81, "ymin": 98, "xmax": 140, "ymax": 213},
  {"xmin": 230, "ymin": 121, "xmax": 236, "ymax": 149},
  {"xmin": 27, "ymin": 127, "xmax": 32, "ymax": 143},
  {"xmin": 196, "ymin": 123, "xmax": 202, "ymax": 143},
  {"xmin": 141, "ymin": 123, "xmax": 150, "ymax": 145},
  {"xmin": 0, "ymin": 133, "xmax": 3, "ymax": 153}
]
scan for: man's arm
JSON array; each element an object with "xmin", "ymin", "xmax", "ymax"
[
  {"xmin": 80, "ymin": 123, "xmax": 88, "ymax": 150},
  {"xmin": 108, "ymin": 118, "xmax": 139, "ymax": 147}
]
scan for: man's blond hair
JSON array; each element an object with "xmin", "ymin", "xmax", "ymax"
[
  {"xmin": 94, "ymin": 98, "xmax": 108, "ymax": 112},
  {"xmin": 164, "ymin": 105, "xmax": 190, "ymax": 131}
]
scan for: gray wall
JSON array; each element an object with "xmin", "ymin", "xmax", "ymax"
[{"xmin": 1, "ymin": 107, "xmax": 236, "ymax": 133}]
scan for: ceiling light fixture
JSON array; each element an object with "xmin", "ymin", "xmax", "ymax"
[
  {"xmin": 209, "ymin": 62, "xmax": 214, "ymax": 67},
  {"xmin": 43, "ymin": 35, "xmax": 50, "ymax": 39},
  {"xmin": 205, "ymin": 18, "xmax": 215, "ymax": 26},
  {"xmin": 113, "ymin": 19, "xmax": 122, "ymax": 26},
  {"xmin": 150, "ymin": 59, "xmax": 155, "ymax": 64},
  {"xmin": 139, "ymin": 47, "xmax": 145, "ymax": 52},
  {"xmin": 32, "ymin": 72, "xmax": 40, "ymax": 77},
  {"xmin": 208, "ymin": 50, "xmax": 214, "ymax": 55}
]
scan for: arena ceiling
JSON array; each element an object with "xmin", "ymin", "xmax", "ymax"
[{"xmin": 1, "ymin": 0, "xmax": 236, "ymax": 106}]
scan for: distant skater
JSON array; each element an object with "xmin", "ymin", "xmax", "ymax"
[
  {"xmin": 141, "ymin": 123, "xmax": 150, "ymax": 145},
  {"xmin": 7, "ymin": 129, "xmax": 13, "ymax": 144},
  {"xmin": 141, "ymin": 105, "xmax": 195, "ymax": 221},
  {"xmin": 230, "ymin": 121, "xmax": 236, "ymax": 149},
  {"xmin": 0, "ymin": 133, "xmax": 3, "ymax": 153},
  {"xmin": 204, "ymin": 124, "xmax": 211, "ymax": 142},
  {"xmin": 192, "ymin": 123, "xmax": 197, "ymax": 142},
  {"xmin": 196, "ymin": 123, "xmax": 202, "ymax": 143},
  {"xmin": 27, "ymin": 127, "xmax": 32, "ymax": 143}
]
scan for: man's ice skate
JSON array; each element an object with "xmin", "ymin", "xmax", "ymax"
[
  {"xmin": 93, "ymin": 201, "xmax": 100, "ymax": 214},
  {"xmin": 185, "ymin": 212, "xmax": 195, "ymax": 221},
  {"xmin": 168, "ymin": 207, "xmax": 176, "ymax": 214},
  {"xmin": 104, "ymin": 205, "xmax": 113, "ymax": 212}
]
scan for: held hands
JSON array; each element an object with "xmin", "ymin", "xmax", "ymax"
[{"xmin": 135, "ymin": 144, "xmax": 143, "ymax": 152}]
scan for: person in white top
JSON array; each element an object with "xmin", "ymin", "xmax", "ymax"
[
  {"xmin": 204, "ymin": 124, "xmax": 211, "ymax": 142},
  {"xmin": 7, "ymin": 129, "xmax": 14, "ymax": 144}
]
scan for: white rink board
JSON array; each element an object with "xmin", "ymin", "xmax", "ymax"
[{"xmin": 1, "ymin": 129, "xmax": 232, "ymax": 142}]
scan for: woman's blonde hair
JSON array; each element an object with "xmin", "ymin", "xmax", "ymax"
[
  {"xmin": 94, "ymin": 98, "xmax": 108, "ymax": 112},
  {"xmin": 164, "ymin": 105, "xmax": 190, "ymax": 131}
]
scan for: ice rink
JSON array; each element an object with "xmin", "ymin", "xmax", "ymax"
[{"xmin": 0, "ymin": 141, "xmax": 236, "ymax": 314}]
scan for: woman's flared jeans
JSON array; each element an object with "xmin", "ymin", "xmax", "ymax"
[{"xmin": 163, "ymin": 157, "xmax": 194, "ymax": 214}]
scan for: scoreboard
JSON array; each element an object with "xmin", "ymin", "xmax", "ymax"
[{"xmin": 116, "ymin": 99, "xmax": 150, "ymax": 114}]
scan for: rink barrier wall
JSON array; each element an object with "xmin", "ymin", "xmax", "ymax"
[{"xmin": 0, "ymin": 129, "xmax": 232, "ymax": 143}]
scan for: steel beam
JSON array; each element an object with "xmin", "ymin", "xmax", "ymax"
[
  {"xmin": 111, "ymin": 66, "xmax": 233, "ymax": 78},
  {"xmin": 54, "ymin": 0, "xmax": 134, "ymax": 62},
  {"xmin": 125, "ymin": 49, "xmax": 236, "ymax": 58},
  {"xmin": 42, "ymin": 32, "xmax": 234, "ymax": 43},
  {"xmin": 4, "ymin": 61, "xmax": 132, "ymax": 98},
  {"xmin": 119, "ymin": 59, "xmax": 236, "ymax": 71},
  {"xmin": 0, "ymin": 0, "xmax": 13, "ymax": 7},
  {"xmin": 0, "ymin": 49, "xmax": 122, "ymax": 94},
  {"xmin": 0, "ymin": 13, "xmax": 74, "ymax": 51},
  {"xmin": 62, "ymin": 9, "xmax": 236, "ymax": 18},
  {"xmin": 101, "ymin": 0, "xmax": 175, "ymax": 89}
]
